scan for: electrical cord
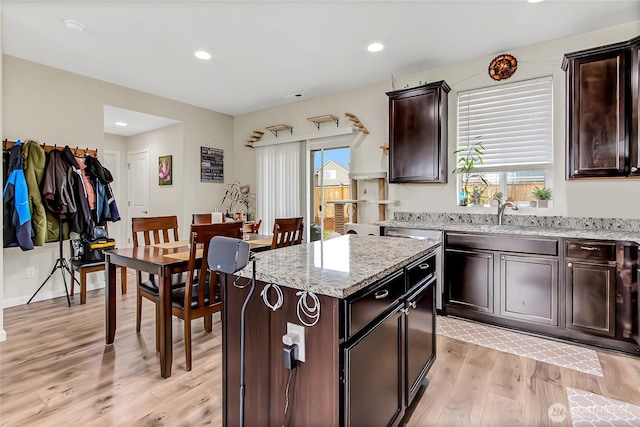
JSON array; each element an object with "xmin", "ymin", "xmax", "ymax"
[
  {"xmin": 261, "ymin": 283, "xmax": 284, "ymax": 311},
  {"xmin": 282, "ymin": 368, "xmax": 294, "ymax": 427},
  {"xmin": 295, "ymin": 291, "xmax": 321, "ymax": 327}
]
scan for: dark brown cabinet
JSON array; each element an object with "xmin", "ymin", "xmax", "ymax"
[
  {"xmin": 341, "ymin": 252, "xmax": 437, "ymax": 426},
  {"xmin": 445, "ymin": 248, "xmax": 494, "ymax": 313},
  {"xmin": 344, "ymin": 306, "xmax": 404, "ymax": 427},
  {"xmin": 631, "ymin": 38, "xmax": 640, "ymax": 176},
  {"xmin": 563, "ymin": 36, "xmax": 640, "ymax": 179},
  {"xmin": 405, "ymin": 277, "xmax": 436, "ymax": 405},
  {"xmin": 387, "ymin": 81, "xmax": 450, "ymax": 183},
  {"xmin": 565, "ymin": 240, "xmax": 617, "ymax": 338},
  {"xmin": 444, "ymin": 232, "xmax": 559, "ymax": 328},
  {"xmin": 500, "ymin": 254, "xmax": 558, "ymax": 326}
]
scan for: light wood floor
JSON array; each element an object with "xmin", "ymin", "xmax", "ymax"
[{"xmin": 2, "ymin": 273, "xmax": 640, "ymax": 426}]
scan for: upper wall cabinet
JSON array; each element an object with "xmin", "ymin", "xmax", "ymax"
[
  {"xmin": 563, "ymin": 36, "xmax": 640, "ymax": 179},
  {"xmin": 387, "ymin": 81, "xmax": 450, "ymax": 183}
]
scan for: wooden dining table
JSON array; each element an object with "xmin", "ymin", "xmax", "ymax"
[{"xmin": 104, "ymin": 234, "xmax": 272, "ymax": 378}]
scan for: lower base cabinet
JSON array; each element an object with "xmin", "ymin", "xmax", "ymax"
[
  {"xmin": 342, "ymin": 253, "xmax": 437, "ymax": 427},
  {"xmin": 445, "ymin": 248, "xmax": 494, "ymax": 313},
  {"xmin": 344, "ymin": 306, "xmax": 404, "ymax": 427}
]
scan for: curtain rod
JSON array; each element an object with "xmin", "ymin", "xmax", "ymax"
[{"xmin": 3, "ymin": 139, "xmax": 98, "ymax": 157}]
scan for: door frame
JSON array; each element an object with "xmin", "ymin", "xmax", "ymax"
[{"xmin": 127, "ymin": 148, "xmax": 150, "ymax": 246}]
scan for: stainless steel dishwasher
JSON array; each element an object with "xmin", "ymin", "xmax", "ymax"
[{"xmin": 381, "ymin": 227, "xmax": 444, "ymax": 311}]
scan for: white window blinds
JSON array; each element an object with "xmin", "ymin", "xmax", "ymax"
[{"xmin": 457, "ymin": 76, "xmax": 553, "ymax": 169}]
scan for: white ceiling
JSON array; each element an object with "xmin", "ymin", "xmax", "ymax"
[
  {"xmin": 103, "ymin": 105, "xmax": 181, "ymax": 136},
  {"xmin": 3, "ymin": 1, "xmax": 640, "ymax": 121}
]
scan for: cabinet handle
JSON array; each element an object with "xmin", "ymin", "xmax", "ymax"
[
  {"xmin": 632, "ymin": 166, "xmax": 638, "ymax": 173},
  {"xmin": 580, "ymin": 246, "xmax": 600, "ymax": 251},
  {"xmin": 419, "ymin": 263, "xmax": 430, "ymax": 270},
  {"xmin": 573, "ymin": 170, "xmax": 579, "ymax": 174},
  {"xmin": 409, "ymin": 301, "xmax": 417, "ymax": 309},
  {"xmin": 401, "ymin": 308, "xmax": 410, "ymax": 316},
  {"xmin": 501, "ymin": 256, "xmax": 505, "ymax": 260},
  {"xmin": 567, "ymin": 262, "xmax": 573, "ymax": 268},
  {"xmin": 374, "ymin": 289, "xmax": 389, "ymax": 300}
]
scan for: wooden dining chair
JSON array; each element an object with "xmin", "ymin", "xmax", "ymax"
[
  {"xmin": 69, "ymin": 241, "xmax": 127, "ymax": 305},
  {"xmin": 171, "ymin": 222, "xmax": 243, "ymax": 370},
  {"xmin": 271, "ymin": 217, "xmax": 304, "ymax": 249},
  {"xmin": 250, "ymin": 219, "xmax": 262, "ymax": 234},
  {"xmin": 132, "ymin": 215, "xmax": 182, "ymax": 349},
  {"xmin": 192, "ymin": 213, "xmax": 213, "ymax": 224}
]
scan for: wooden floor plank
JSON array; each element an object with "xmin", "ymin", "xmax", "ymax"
[{"xmin": 2, "ymin": 278, "xmax": 640, "ymax": 426}]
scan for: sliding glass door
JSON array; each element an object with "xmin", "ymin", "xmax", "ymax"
[{"xmin": 310, "ymin": 146, "xmax": 350, "ymax": 240}]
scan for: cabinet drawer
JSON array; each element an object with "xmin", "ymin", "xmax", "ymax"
[
  {"xmin": 566, "ymin": 240, "xmax": 615, "ymax": 261},
  {"xmin": 406, "ymin": 253, "xmax": 436, "ymax": 292},
  {"xmin": 347, "ymin": 271, "xmax": 405, "ymax": 338},
  {"xmin": 446, "ymin": 233, "xmax": 558, "ymax": 256}
]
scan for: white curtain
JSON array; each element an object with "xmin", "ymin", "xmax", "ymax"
[{"xmin": 256, "ymin": 141, "xmax": 305, "ymax": 236}]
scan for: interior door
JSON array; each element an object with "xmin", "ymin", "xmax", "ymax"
[{"xmin": 127, "ymin": 149, "xmax": 149, "ymax": 246}]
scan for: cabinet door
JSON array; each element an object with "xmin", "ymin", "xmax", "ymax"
[
  {"xmin": 343, "ymin": 306, "xmax": 404, "ymax": 427},
  {"xmin": 445, "ymin": 248, "xmax": 494, "ymax": 313},
  {"xmin": 500, "ymin": 254, "xmax": 558, "ymax": 325},
  {"xmin": 631, "ymin": 39, "xmax": 640, "ymax": 176},
  {"xmin": 387, "ymin": 81, "xmax": 449, "ymax": 183},
  {"xmin": 566, "ymin": 48, "xmax": 629, "ymax": 178},
  {"xmin": 566, "ymin": 261, "xmax": 616, "ymax": 337},
  {"xmin": 405, "ymin": 277, "xmax": 436, "ymax": 406}
]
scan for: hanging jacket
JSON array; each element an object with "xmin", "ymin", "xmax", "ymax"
[
  {"xmin": 3, "ymin": 140, "xmax": 34, "ymax": 251},
  {"xmin": 42, "ymin": 149, "xmax": 76, "ymax": 215},
  {"xmin": 22, "ymin": 140, "xmax": 47, "ymax": 246},
  {"xmin": 84, "ymin": 154, "xmax": 120, "ymax": 223},
  {"xmin": 61, "ymin": 146, "xmax": 94, "ymax": 235}
]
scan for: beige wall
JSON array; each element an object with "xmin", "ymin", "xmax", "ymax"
[
  {"xmin": 2, "ymin": 56, "xmax": 234, "ymax": 307},
  {"xmin": 234, "ymin": 21, "xmax": 640, "ymax": 225}
]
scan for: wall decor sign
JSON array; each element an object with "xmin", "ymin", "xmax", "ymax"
[
  {"xmin": 201, "ymin": 146, "xmax": 224, "ymax": 183},
  {"xmin": 488, "ymin": 54, "xmax": 518, "ymax": 81},
  {"xmin": 158, "ymin": 155, "xmax": 173, "ymax": 186}
]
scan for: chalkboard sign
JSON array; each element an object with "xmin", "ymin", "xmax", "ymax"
[{"xmin": 201, "ymin": 147, "xmax": 224, "ymax": 183}]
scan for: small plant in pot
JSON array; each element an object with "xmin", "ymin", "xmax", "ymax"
[
  {"xmin": 531, "ymin": 187, "xmax": 552, "ymax": 208},
  {"xmin": 490, "ymin": 192, "xmax": 503, "ymax": 208}
]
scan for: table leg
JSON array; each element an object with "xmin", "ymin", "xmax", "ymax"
[
  {"xmin": 158, "ymin": 272, "xmax": 173, "ymax": 378},
  {"xmin": 106, "ymin": 256, "xmax": 116, "ymax": 344}
]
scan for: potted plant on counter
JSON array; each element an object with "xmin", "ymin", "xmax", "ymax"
[
  {"xmin": 532, "ymin": 187, "xmax": 552, "ymax": 208},
  {"xmin": 453, "ymin": 137, "xmax": 488, "ymax": 206}
]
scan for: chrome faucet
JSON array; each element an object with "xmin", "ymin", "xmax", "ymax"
[{"xmin": 497, "ymin": 201, "xmax": 518, "ymax": 225}]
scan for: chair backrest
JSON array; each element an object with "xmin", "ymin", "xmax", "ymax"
[
  {"xmin": 271, "ymin": 217, "xmax": 304, "ymax": 249},
  {"xmin": 192, "ymin": 213, "xmax": 213, "ymax": 225},
  {"xmin": 251, "ymin": 219, "xmax": 262, "ymax": 234},
  {"xmin": 184, "ymin": 222, "xmax": 243, "ymax": 309},
  {"xmin": 132, "ymin": 216, "xmax": 180, "ymax": 247}
]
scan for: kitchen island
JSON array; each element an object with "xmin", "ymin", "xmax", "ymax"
[{"xmin": 222, "ymin": 234, "xmax": 439, "ymax": 427}]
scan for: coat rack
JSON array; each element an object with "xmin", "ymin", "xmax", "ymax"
[
  {"xmin": 3, "ymin": 139, "xmax": 98, "ymax": 157},
  {"xmin": 4, "ymin": 139, "xmax": 100, "ymax": 306}
]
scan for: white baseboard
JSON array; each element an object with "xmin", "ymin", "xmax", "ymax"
[
  {"xmin": 0, "ymin": 329, "xmax": 6, "ymax": 342},
  {"xmin": 3, "ymin": 281, "xmax": 106, "ymax": 308}
]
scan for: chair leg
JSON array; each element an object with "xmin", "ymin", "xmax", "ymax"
[
  {"xmin": 136, "ymin": 290, "xmax": 142, "ymax": 333},
  {"xmin": 204, "ymin": 315, "xmax": 213, "ymax": 333},
  {"xmin": 155, "ymin": 304, "xmax": 160, "ymax": 353},
  {"xmin": 80, "ymin": 270, "xmax": 87, "ymax": 305},
  {"xmin": 185, "ymin": 318, "xmax": 192, "ymax": 371},
  {"xmin": 120, "ymin": 267, "xmax": 127, "ymax": 294}
]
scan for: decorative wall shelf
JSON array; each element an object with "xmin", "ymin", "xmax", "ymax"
[
  {"xmin": 344, "ymin": 112, "xmax": 369, "ymax": 134},
  {"xmin": 265, "ymin": 124, "xmax": 293, "ymax": 137},
  {"xmin": 380, "ymin": 144, "xmax": 389, "ymax": 155},
  {"xmin": 346, "ymin": 172, "xmax": 396, "ymax": 222},
  {"xmin": 307, "ymin": 114, "xmax": 339, "ymax": 130},
  {"xmin": 245, "ymin": 130, "xmax": 264, "ymax": 148}
]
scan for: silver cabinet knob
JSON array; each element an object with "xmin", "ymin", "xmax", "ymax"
[
  {"xmin": 567, "ymin": 262, "xmax": 573, "ymax": 268},
  {"xmin": 573, "ymin": 170, "xmax": 579, "ymax": 175},
  {"xmin": 632, "ymin": 166, "xmax": 638, "ymax": 173}
]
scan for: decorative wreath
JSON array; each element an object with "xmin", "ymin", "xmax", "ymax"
[{"xmin": 488, "ymin": 54, "xmax": 518, "ymax": 81}]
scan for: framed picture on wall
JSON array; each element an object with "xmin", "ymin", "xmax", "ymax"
[{"xmin": 159, "ymin": 155, "xmax": 172, "ymax": 186}]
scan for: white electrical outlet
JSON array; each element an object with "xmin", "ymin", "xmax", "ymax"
[
  {"xmin": 286, "ymin": 322, "xmax": 306, "ymax": 362},
  {"xmin": 26, "ymin": 267, "xmax": 37, "ymax": 279}
]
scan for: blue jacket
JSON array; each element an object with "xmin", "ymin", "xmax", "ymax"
[{"xmin": 3, "ymin": 140, "xmax": 35, "ymax": 250}]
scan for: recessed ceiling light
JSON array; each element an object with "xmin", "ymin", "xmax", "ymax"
[
  {"xmin": 194, "ymin": 50, "xmax": 212, "ymax": 60},
  {"xmin": 64, "ymin": 19, "xmax": 85, "ymax": 33},
  {"xmin": 367, "ymin": 43, "xmax": 384, "ymax": 53},
  {"xmin": 115, "ymin": 122, "xmax": 128, "ymax": 127}
]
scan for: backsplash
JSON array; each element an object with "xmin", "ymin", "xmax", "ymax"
[{"xmin": 392, "ymin": 212, "xmax": 640, "ymax": 233}]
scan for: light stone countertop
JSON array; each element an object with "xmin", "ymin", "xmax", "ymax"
[
  {"xmin": 379, "ymin": 220, "xmax": 640, "ymax": 244},
  {"xmin": 235, "ymin": 234, "xmax": 440, "ymax": 299}
]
